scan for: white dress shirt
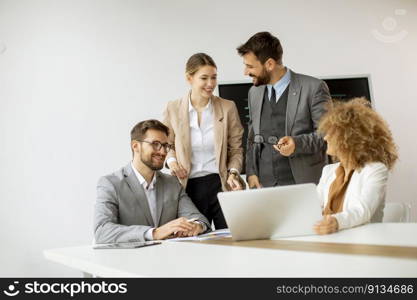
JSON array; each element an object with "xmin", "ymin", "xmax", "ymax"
[
  {"xmin": 317, "ymin": 162, "xmax": 388, "ymax": 230},
  {"xmin": 266, "ymin": 67, "xmax": 291, "ymax": 102},
  {"xmin": 187, "ymin": 97, "xmax": 218, "ymax": 178},
  {"xmin": 131, "ymin": 162, "xmax": 157, "ymax": 240}
]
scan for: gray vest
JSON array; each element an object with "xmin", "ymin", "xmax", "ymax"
[{"xmin": 258, "ymin": 86, "xmax": 295, "ymax": 187}]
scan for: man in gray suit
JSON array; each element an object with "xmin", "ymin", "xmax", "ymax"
[
  {"xmin": 94, "ymin": 119, "xmax": 210, "ymax": 243},
  {"xmin": 237, "ymin": 32, "xmax": 331, "ymax": 188}
]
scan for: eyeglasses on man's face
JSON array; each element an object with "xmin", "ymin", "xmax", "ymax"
[{"xmin": 137, "ymin": 140, "xmax": 174, "ymax": 152}]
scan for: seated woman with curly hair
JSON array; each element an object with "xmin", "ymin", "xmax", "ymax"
[{"xmin": 313, "ymin": 98, "xmax": 398, "ymax": 235}]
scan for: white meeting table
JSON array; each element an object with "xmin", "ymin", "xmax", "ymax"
[{"xmin": 44, "ymin": 223, "xmax": 417, "ymax": 277}]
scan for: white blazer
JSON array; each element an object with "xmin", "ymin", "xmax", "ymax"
[{"xmin": 317, "ymin": 162, "xmax": 388, "ymax": 230}]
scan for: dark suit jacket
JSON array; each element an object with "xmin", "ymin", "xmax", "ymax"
[{"xmin": 246, "ymin": 70, "xmax": 331, "ymax": 184}]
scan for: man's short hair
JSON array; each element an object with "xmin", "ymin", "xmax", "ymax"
[
  {"xmin": 237, "ymin": 31, "xmax": 283, "ymax": 64},
  {"xmin": 130, "ymin": 119, "xmax": 169, "ymax": 141}
]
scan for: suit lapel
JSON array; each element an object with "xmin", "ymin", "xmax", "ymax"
[
  {"xmin": 286, "ymin": 70, "xmax": 302, "ymax": 135},
  {"xmin": 252, "ymin": 86, "xmax": 265, "ymax": 134},
  {"xmin": 212, "ymin": 97, "xmax": 224, "ymax": 169},
  {"xmin": 123, "ymin": 163, "xmax": 155, "ymax": 226},
  {"xmin": 179, "ymin": 93, "xmax": 192, "ymax": 169},
  {"xmin": 154, "ymin": 172, "xmax": 164, "ymax": 226}
]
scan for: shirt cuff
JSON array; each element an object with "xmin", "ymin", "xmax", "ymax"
[
  {"xmin": 144, "ymin": 228, "xmax": 154, "ymax": 240},
  {"xmin": 194, "ymin": 220, "xmax": 207, "ymax": 233},
  {"xmin": 166, "ymin": 157, "xmax": 177, "ymax": 168}
]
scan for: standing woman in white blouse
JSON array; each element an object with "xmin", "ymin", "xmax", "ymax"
[
  {"xmin": 314, "ymin": 98, "xmax": 398, "ymax": 234},
  {"xmin": 163, "ymin": 53, "xmax": 244, "ymax": 229}
]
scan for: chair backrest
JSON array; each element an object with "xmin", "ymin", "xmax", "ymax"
[{"xmin": 383, "ymin": 202, "xmax": 411, "ymax": 223}]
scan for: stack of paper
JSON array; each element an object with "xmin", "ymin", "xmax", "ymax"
[{"xmin": 166, "ymin": 229, "xmax": 231, "ymax": 242}]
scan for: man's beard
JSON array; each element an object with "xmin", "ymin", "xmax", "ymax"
[
  {"xmin": 140, "ymin": 153, "xmax": 165, "ymax": 171},
  {"xmin": 251, "ymin": 67, "xmax": 271, "ymax": 86}
]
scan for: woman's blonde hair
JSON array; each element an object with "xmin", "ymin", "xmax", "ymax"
[
  {"xmin": 318, "ymin": 97, "xmax": 398, "ymax": 170},
  {"xmin": 185, "ymin": 53, "xmax": 217, "ymax": 76}
]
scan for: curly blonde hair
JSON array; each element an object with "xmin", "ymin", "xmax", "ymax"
[{"xmin": 318, "ymin": 98, "xmax": 398, "ymax": 170}]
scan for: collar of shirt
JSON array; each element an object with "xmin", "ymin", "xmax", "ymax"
[
  {"xmin": 188, "ymin": 93, "xmax": 212, "ymax": 113},
  {"xmin": 267, "ymin": 67, "xmax": 291, "ymax": 102},
  {"xmin": 131, "ymin": 162, "xmax": 156, "ymax": 190}
]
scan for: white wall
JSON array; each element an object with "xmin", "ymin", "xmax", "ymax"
[{"xmin": 0, "ymin": 0, "xmax": 416, "ymax": 276}]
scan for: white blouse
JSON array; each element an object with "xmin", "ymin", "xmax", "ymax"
[{"xmin": 188, "ymin": 97, "xmax": 218, "ymax": 178}]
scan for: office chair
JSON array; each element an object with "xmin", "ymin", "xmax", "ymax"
[{"xmin": 383, "ymin": 202, "xmax": 411, "ymax": 223}]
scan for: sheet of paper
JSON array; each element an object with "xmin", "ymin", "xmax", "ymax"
[{"xmin": 165, "ymin": 229, "xmax": 231, "ymax": 242}]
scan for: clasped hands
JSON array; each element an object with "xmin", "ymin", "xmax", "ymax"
[{"xmin": 153, "ymin": 217, "xmax": 204, "ymax": 240}]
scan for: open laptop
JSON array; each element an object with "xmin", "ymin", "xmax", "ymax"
[{"xmin": 217, "ymin": 183, "xmax": 322, "ymax": 241}]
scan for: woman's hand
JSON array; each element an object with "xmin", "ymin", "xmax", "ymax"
[
  {"xmin": 313, "ymin": 215, "xmax": 339, "ymax": 235},
  {"xmin": 227, "ymin": 173, "xmax": 242, "ymax": 191},
  {"xmin": 168, "ymin": 161, "xmax": 188, "ymax": 179}
]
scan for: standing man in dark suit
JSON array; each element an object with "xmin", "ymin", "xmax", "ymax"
[{"xmin": 237, "ymin": 32, "xmax": 331, "ymax": 188}]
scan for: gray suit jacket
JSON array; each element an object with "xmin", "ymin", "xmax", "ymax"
[
  {"xmin": 246, "ymin": 70, "xmax": 331, "ymax": 184},
  {"xmin": 94, "ymin": 163, "xmax": 210, "ymax": 243}
]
